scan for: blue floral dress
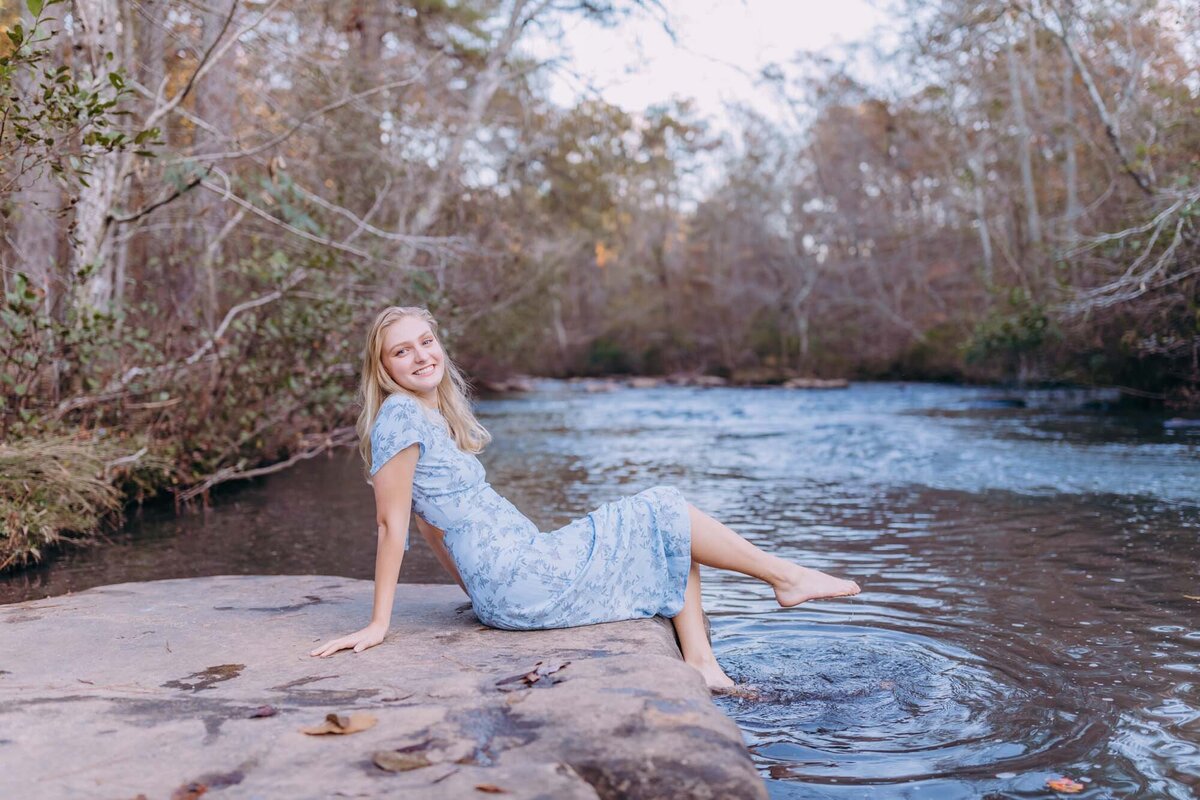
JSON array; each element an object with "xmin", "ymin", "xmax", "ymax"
[{"xmin": 369, "ymin": 391, "xmax": 693, "ymax": 630}]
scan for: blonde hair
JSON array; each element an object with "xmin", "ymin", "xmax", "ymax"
[{"xmin": 357, "ymin": 306, "xmax": 491, "ymax": 477}]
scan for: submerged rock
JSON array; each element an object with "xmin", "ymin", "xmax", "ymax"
[
  {"xmin": 782, "ymin": 377, "xmax": 850, "ymax": 390},
  {"xmin": 478, "ymin": 375, "xmax": 539, "ymax": 394},
  {"xmin": 0, "ymin": 575, "xmax": 765, "ymax": 799}
]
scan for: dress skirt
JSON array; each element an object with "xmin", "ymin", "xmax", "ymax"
[{"xmin": 442, "ymin": 485, "xmax": 693, "ymax": 631}]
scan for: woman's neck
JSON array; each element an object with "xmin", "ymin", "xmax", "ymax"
[{"xmin": 415, "ymin": 389, "xmax": 439, "ymax": 411}]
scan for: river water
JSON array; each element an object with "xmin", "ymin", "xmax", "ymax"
[{"xmin": 4, "ymin": 381, "xmax": 1198, "ymax": 798}]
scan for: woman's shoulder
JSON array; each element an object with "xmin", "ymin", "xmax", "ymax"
[
  {"xmin": 369, "ymin": 393, "xmax": 432, "ymax": 475},
  {"xmin": 374, "ymin": 392, "xmax": 424, "ymax": 428},
  {"xmin": 381, "ymin": 391, "xmax": 420, "ymax": 411}
]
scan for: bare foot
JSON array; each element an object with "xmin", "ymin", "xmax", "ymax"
[
  {"xmin": 773, "ymin": 564, "xmax": 861, "ymax": 608},
  {"xmin": 686, "ymin": 656, "xmax": 735, "ymax": 691},
  {"xmin": 710, "ymin": 682, "xmax": 761, "ymax": 700}
]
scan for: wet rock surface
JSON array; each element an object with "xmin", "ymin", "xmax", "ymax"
[{"xmin": 0, "ymin": 575, "xmax": 765, "ymax": 799}]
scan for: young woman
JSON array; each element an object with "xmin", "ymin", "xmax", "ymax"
[{"xmin": 310, "ymin": 306, "xmax": 861, "ymax": 690}]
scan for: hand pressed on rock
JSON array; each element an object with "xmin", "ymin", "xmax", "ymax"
[{"xmin": 309, "ymin": 622, "xmax": 387, "ymax": 658}]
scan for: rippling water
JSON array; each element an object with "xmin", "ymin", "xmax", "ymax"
[{"xmin": 4, "ymin": 382, "xmax": 1198, "ymax": 797}]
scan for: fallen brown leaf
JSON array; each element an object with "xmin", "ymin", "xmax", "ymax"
[
  {"xmin": 1046, "ymin": 776, "xmax": 1085, "ymax": 793},
  {"xmin": 373, "ymin": 749, "xmax": 432, "ymax": 772},
  {"xmin": 170, "ymin": 782, "xmax": 207, "ymax": 800},
  {"xmin": 300, "ymin": 711, "xmax": 377, "ymax": 736},
  {"xmin": 495, "ymin": 660, "xmax": 570, "ymax": 692},
  {"xmin": 475, "ymin": 784, "xmax": 508, "ymax": 794}
]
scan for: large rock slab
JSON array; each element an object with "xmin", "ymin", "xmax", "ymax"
[{"xmin": 0, "ymin": 575, "xmax": 765, "ymax": 799}]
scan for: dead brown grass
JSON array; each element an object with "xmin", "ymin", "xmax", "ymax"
[{"xmin": 0, "ymin": 437, "xmax": 163, "ymax": 571}]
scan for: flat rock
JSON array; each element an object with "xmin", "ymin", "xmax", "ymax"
[{"xmin": 0, "ymin": 575, "xmax": 765, "ymax": 799}]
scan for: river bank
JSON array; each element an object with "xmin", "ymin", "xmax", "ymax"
[
  {"xmin": 0, "ymin": 371, "xmax": 847, "ymax": 575},
  {"xmin": 2, "ymin": 376, "xmax": 1193, "ymax": 580},
  {"xmin": 1, "ymin": 376, "xmax": 1192, "ymax": 579}
]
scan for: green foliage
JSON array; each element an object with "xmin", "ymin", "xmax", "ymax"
[
  {"xmin": 584, "ymin": 337, "xmax": 632, "ymax": 375},
  {"xmin": 258, "ymin": 173, "xmax": 323, "ymax": 234},
  {"xmin": 151, "ymin": 251, "xmax": 364, "ymax": 484},
  {"xmin": 0, "ymin": 0, "xmax": 161, "ymax": 195},
  {"xmin": 964, "ymin": 288, "xmax": 1058, "ymax": 375},
  {"xmin": 2, "ymin": 244, "xmax": 365, "ymax": 528},
  {"xmin": 884, "ymin": 322, "xmax": 968, "ymax": 382}
]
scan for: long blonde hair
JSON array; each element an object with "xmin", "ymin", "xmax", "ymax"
[{"xmin": 357, "ymin": 306, "xmax": 491, "ymax": 476}]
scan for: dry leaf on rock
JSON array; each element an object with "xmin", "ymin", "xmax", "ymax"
[
  {"xmin": 301, "ymin": 711, "xmax": 377, "ymax": 736},
  {"xmin": 373, "ymin": 749, "xmax": 432, "ymax": 772},
  {"xmin": 1046, "ymin": 777, "xmax": 1085, "ymax": 793},
  {"xmin": 495, "ymin": 660, "xmax": 570, "ymax": 692},
  {"xmin": 170, "ymin": 782, "xmax": 207, "ymax": 800},
  {"xmin": 475, "ymin": 784, "xmax": 508, "ymax": 794}
]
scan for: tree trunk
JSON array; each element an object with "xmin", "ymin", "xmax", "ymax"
[
  {"xmin": 406, "ymin": 0, "xmax": 549, "ymax": 241},
  {"xmin": 10, "ymin": 1, "xmax": 66, "ymax": 310},
  {"xmin": 1062, "ymin": 58, "xmax": 1080, "ymax": 243},
  {"xmin": 70, "ymin": 0, "xmax": 124, "ymax": 315},
  {"xmin": 1037, "ymin": 5, "xmax": 1153, "ymax": 196},
  {"xmin": 192, "ymin": 0, "xmax": 239, "ymax": 331},
  {"xmin": 969, "ymin": 146, "xmax": 994, "ymax": 287},
  {"xmin": 1007, "ymin": 33, "xmax": 1042, "ymax": 248}
]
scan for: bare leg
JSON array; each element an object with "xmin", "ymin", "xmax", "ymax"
[
  {"xmin": 671, "ymin": 559, "xmax": 734, "ymax": 690},
  {"xmin": 686, "ymin": 503, "xmax": 860, "ymax": 606}
]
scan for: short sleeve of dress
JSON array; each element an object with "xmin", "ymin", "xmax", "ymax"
[{"xmin": 369, "ymin": 394, "xmax": 428, "ymax": 477}]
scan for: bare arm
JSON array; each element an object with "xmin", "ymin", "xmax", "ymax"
[
  {"xmin": 413, "ymin": 513, "xmax": 468, "ymax": 595},
  {"xmin": 309, "ymin": 443, "xmax": 418, "ymax": 657}
]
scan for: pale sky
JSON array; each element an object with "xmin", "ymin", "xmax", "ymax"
[{"xmin": 532, "ymin": 0, "xmax": 889, "ymax": 129}]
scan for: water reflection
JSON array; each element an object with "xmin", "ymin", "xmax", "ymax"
[
  {"xmin": 0, "ymin": 449, "xmax": 452, "ymax": 602},
  {"xmin": 3, "ymin": 381, "xmax": 1198, "ymax": 798}
]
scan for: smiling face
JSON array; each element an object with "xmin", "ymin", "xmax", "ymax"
[{"xmin": 380, "ymin": 315, "xmax": 446, "ymax": 400}]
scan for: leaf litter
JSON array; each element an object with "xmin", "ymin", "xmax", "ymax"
[
  {"xmin": 495, "ymin": 661, "xmax": 570, "ymax": 692},
  {"xmin": 300, "ymin": 711, "xmax": 377, "ymax": 735},
  {"xmin": 1046, "ymin": 776, "xmax": 1086, "ymax": 793}
]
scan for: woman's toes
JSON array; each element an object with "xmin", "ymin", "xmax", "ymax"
[
  {"xmin": 687, "ymin": 658, "xmax": 735, "ymax": 690},
  {"xmin": 706, "ymin": 672, "xmax": 736, "ymax": 691},
  {"xmin": 775, "ymin": 566, "xmax": 861, "ymax": 607},
  {"xmin": 711, "ymin": 682, "xmax": 759, "ymax": 699}
]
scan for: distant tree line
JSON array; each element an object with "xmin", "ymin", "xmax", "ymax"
[{"xmin": 682, "ymin": 0, "xmax": 1198, "ymax": 403}]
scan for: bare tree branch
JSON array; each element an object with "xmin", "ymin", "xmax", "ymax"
[
  {"xmin": 170, "ymin": 70, "xmax": 442, "ymax": 165},
  {"xmin": 53, "ymin": 270, "xmax": 309, "ymax": 417},
  {"xmin": 143, "ymin": 0, "xmax": 284, "ymax": 131},
  {"xmin": 175, "ymin": 426, "xmax": 358, "ymax": 504},
  {"xmin": 198, "ymin": 176, "xmax": 378, "ymax": 261},
  {"xmin": 1015, "ymin": 0, "xmax": 1153, "ymax": 196}
]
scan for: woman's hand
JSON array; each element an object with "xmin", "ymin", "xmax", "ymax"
[{"xmin": 308, "ymin": 622, "xmax": 388, "ymax": 658}]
